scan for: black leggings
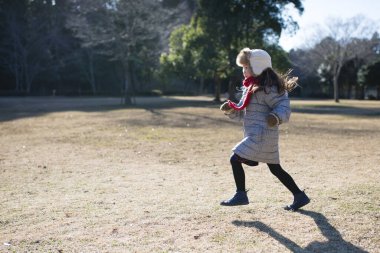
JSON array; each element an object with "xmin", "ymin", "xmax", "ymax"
[{"xmin": 230, "ymin": 153, "xmax": 302, "ymax": 195}]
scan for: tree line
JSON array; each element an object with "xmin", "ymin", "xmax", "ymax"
[
  {"xmin": 0, "ymin": 0, "xmax": 379, "ymax": 103},
  {"xmin": 0, "ymin": 0, "xmax": 194, "ymax": 103},
  {"xmin": 289, "ymin": 16, "xmax": 380, "ymax": 101}
]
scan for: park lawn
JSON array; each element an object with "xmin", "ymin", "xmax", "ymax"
[{"xmin": 0, "ymin": 97, "xmax": 379, "ymax": 252}]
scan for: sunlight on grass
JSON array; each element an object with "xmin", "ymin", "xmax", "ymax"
[{"xmin": 0, "ymin": 97, "xmax": 379, "ymax": 252}]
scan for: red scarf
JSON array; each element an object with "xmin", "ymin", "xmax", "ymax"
[{"xmin": 227, "ymin": 76, "xmax": 259, "ymax": 110}]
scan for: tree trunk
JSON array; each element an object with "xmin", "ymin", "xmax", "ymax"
[
  {"xmin": 228, "ymin": 76, "xmax": 237, "ymax": 102},
  {"xmin": 123, "ymin": 61, "xmax": 132, "ymax": 105},
  {"xmin": 11, "ymin": 47, "xmax": 22, "ymax": 92},
  {"xmin": 214, "ymin": 75, "xmax": 221, "ymax": 102},
  {"xmin": 13, "ymin": 63, "xmax": 21, "ymax": 92},
  {"xmin": 130, "ymin": 62, "xmax": 137, "ymax": 104},
  {"xmin": 123, "ymin": 77, "xmax": 132, "ymax": 105},
  {"xmin": 88, "ymin": 52, "xmax": 96, "ymax": 95},
  {"xmin": 24, "ymin": 62, "xmax": 31, "ymax": 94},
  {"xmin": 333, "ymin": 64, "xmax": 341, "ymax": 103},
  {"xmin": 333, "ymin": 77, "xmax": 339, "ymax": 102},
  {"xmin": 347, "ymin": 82, "xmax": 352, "ymax": 99},
  {"xmin": 361, "ymin": 85, "xmax": 365, "ymax": 100},
  {"xmin": 198, "ymin": 77, "xmax": 204, "ymax": 95}
]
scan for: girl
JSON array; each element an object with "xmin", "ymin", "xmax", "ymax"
[{"xmin": 220, "ymin": 48, "xmax": 310, "ymax": 211}]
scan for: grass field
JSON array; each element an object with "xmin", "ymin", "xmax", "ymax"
[{"xmin": 0, "ymin": 96, "xmax": 379, "ymax": 252}]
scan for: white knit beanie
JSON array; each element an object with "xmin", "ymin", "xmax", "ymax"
[{"xmin": 248, "ymin": 49, "xmax": 272, "ymax": 76}]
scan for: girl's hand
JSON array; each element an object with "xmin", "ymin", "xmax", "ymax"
[
  {"xmin": 220, "ymin": 102, "xmax": 234, "ymax": 114},
  {"xmin": 267, "ymin": 113, "xmax": 280, "ymax": 127},
  {"xmin": 247, "ymin": 85, "xmax": 260, "ymax": 93}
]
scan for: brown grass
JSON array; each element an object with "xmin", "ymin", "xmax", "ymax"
[{"xmin": 0, "ymin": 97, "xmax": 379, "ymax": 252}]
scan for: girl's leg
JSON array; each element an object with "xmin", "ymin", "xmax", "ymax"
[
  {"xmin": 230, "ymin": 153, "xmax": 246, "ymax": 192},
  {"xmin": 220, "ymin": 153, "xmax": 250, "ymax": 206},
  {"xmin": 267, "ymin": 163, "xmax": 302, "ymax": 195},
  {"xmin": 267, "ymin": 163, "xmax": 310, "ymax": 211}
]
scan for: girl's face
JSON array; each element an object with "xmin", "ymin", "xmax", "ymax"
[{"xmin": 242, "ymin": 64, "xmax": 253, "ymax": 78}]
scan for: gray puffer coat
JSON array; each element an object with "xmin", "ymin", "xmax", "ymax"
[{"xmin": 227, "ymin": 86, "xmax": 291, "ymax": 164}]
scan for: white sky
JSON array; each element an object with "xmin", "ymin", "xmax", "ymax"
[{"xmin": 279, "ymin": 0, "xmax": 380, "ymax": 51}]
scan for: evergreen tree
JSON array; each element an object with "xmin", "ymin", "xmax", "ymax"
[{"xmin": 161, "ymin": 0, "xmax": 303, "ymax": 101}]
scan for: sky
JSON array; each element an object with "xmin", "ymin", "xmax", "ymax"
[{"xmin": 279, "ymin": 0, "xmax": 380, "ymax": 51}]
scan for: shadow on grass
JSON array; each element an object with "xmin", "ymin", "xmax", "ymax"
[
  {"xmin": 0, "ymin": 96, "xmax": 219, "ymax": 122},
  {"xmin": 232, "ymin": 210, "xmax": 368, "ymax": 253},
  {"xmin": 1, "ymin": 96, "xmax": 380, "ymax": 123},
  {"xmin": 292, "ymin": 104, "xmax": 380, "ymax": 117}
]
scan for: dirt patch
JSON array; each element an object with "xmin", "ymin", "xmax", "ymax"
[{"xmin": 0, "ymin": 97, "xmax": 379, "ymax": 252}]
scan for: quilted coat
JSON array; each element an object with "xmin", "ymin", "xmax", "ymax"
[{"xmin": 227, "ymin": 86, "xmax": 291, "ymax": 164}]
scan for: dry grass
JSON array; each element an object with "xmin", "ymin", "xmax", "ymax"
[{"xmin": 0, "ymin": 96, "xmax": 379, "ymax": 252}]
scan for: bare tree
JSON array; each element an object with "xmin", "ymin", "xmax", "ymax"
[
  {"xmin": 0, "ymin": 9, "xmax": 24, "ymax": 92},
  {"xmin": 311, "ymin": 15, "xmax": 378, "ymax": 102},
  {"xmin": 0, "ymin": 0, "xmax": 73, "ymax": 94},
  {"xmin": 0, "ymin": 7, "xmax": 48, "ymax": 93},
  {"xmin": 80, "ymin": 47, "xmax": 97, "ymax": 95},
  {"xmin": 67, "ymin": 0, "xmax": 185, "ymax": 104}
]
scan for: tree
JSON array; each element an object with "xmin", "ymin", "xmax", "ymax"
[
  {"xmin": 160, "ymin": 17, "xmax": 227, "ymax": 98},
  {"xmin": 162, "ymin": 0, "xmax": 303, "ymax": 101},
  {"xmin": 0, "ymin": 1, "xmax": 50, "ymax": 93},
  {"xmin": 358, "ymin": 60, "xmax": 380, "ymax": 99},
  {"xmin": 68, "ymin": 0, "xmax": 145, "ymax": 104},
  {"xmin": 67, "ymin": 0, "xmax": 193, "ymax": 104},
  {"xmin": 310, "ymin": 16, "xmax": 378, "ymax": 102},
  {"xmin": 289, "ymin": 47, "xmax": 326, "ymax": 98},
  {"xmin": 289, "ymin": 17, "xmax": 380, "ymax": 100},
  {"xmin": 338, "ymin": 56, "xmax": 366, "ymax": 99},
  {"xmin": 0, "ymin": 0, "xmax": 77, "ymax": 94}
]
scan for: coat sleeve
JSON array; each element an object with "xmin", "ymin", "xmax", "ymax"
[
  {"xmin": 225, "ymin": 87, "xmax": 247, "ymax": 122},
  {"xmin": 264, "ymin": 90, "xmax": 291, "ymax": 124},
  {"xmin": 227, "ymin": 110, "xmax": 244, "ymax": 122}
]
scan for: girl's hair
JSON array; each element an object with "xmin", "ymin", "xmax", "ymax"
[{"xmin": 258, "ymin": 68, "xmax": 299, "ymax": 94}]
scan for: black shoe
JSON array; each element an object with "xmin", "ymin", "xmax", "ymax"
[
  {"xmin": 220, "ymin": 191, "xmax": 249, "ymax": 206},
  {"xmin": 284, "ymin": 191, "xmax": 310, "ymax": 211}
]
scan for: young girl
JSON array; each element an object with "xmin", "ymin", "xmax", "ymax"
[{"xmin": 220, "ymin": 48, "xmax": 310, "ymax": 211}]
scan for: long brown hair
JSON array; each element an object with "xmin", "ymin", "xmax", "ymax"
[{"xmin": 257, "ymin": 68, "xmax": 298, "ymax": 94}]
